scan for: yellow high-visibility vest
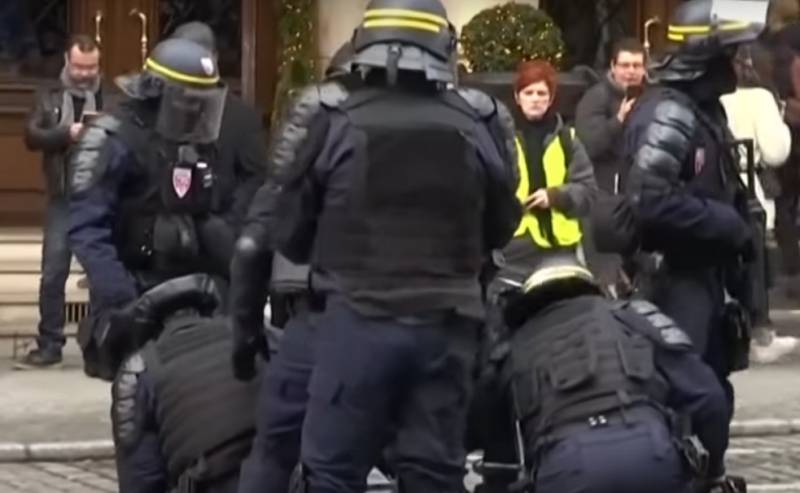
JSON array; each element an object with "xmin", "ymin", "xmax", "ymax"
[{"xmin": 513, "ymin": 129, "xmax": 582, "ymax": 248}]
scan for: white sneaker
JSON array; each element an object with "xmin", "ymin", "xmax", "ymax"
[{"xmin": 750, "ymin": 332, "xmax": 799, "ymax": 364}]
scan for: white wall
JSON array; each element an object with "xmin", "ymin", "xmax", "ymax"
[{"xmin": 316, "ymin": 0, "xmax": 540, "ymax": 68}]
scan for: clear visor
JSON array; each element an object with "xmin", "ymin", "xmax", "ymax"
[
  {"xmin": 156, "ymin": 83, "xmax": 228, "ymax": 144},
  {"xmin": 711, "ymin": 0, "xmax": 769, "ymax": 26}
]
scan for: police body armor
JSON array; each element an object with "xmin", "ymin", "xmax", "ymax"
[
  {"xmin": 141, "ymin": 316, "xmax": 259, "ymax": 486},
  {"xmin": 311, "ymin": 87, "xmax": 485, "ymax": 313},
  {"xmin": 509, "ymin": 295, "xmax": 670, "ymax": 448},
  {"xmin": 102, "ymin": 103, "xmax": 220, "ymax": 277}
]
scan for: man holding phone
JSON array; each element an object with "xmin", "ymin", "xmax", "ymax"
[
  {"xmin": 18, "ymin": 34, "xmax": 113, "ymax": 369},
  {"xmin": 575, "ymin": 38, "xmax": 646, "ymax": 295}
]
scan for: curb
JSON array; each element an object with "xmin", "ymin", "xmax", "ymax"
[
  {"xmin": 0, "ymin": 440, "xmax": 113, "ymax": 462},
  {"xmin": 730, "ymin": 418, "xmax": 800, "ymax": 437},
  {"xmin": 0, "ymin": 418, "xmax": 798, "ymax": 463}
]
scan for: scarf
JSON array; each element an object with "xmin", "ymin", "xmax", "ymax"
[{"xmin": 58, "ymin": 66, "xmax": 100, "ymax": 127}]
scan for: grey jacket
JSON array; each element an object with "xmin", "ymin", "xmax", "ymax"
[
  {"xmin": 24, "ymin": 82, "xmax": 118, "ymax": 198},
  {"xmin": 574, "ymin": 72, "xmax": 626, "ymax": 193}
]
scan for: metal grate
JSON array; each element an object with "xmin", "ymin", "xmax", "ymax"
[{"xmin": 65, "ymin": 301, "xmax": 90, "ymax": 324}]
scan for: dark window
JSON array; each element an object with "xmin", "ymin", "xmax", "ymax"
[
  {"xmin": 0, "ymin": 0, "xmax": 68, "ymax": 79},
  {"xmin": 159, "ymin": 0, "xmax": 242, "ymax": 79},
  {"xmin": 542, "ymin": 0, "xmax": 637, "ymax": 69}
]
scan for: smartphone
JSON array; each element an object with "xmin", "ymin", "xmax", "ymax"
[
  {"xmin": 625, "ymin": 84, "xmax": 644, "ymax": 100},
  {"xmin": 81, "ymin": 111, "xmax": 100, "ymax": 124}
]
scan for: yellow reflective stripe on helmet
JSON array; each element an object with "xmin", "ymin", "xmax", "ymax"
[
  {"xmin": 523, "ymin": 265, "xmax": 594, "ymax": 294},
  {"xmin": 363, "ymin": 19, "xmax": 441, "ymax": 33},
  {"xmin": 667, "ymin": 21, "xmax": 750, "ymax": 34},
  {"xmin": 364, "ymin": 8, "xmax": 448, "ymax": 26},
  {"xmin": 145, "ymin": 57, "xmax": 219, "ymax": 86}
]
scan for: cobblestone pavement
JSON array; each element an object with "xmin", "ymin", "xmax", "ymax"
[{"xmin": 5, "ymin": 436, "xmax": 800, "ymax": 493}]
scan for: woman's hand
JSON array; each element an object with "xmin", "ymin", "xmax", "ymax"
[{"xmin": 525, "ymin": 189, "xmax": 550, "ymax": 210}]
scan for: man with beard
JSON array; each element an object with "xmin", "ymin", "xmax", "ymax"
[{"xmin": 18, "ymin": 35, "xmax": 113, "ymax": 369}]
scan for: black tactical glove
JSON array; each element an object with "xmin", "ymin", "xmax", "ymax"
[{"xmin": 232, "ymin": 329, "xmax": 270, "ymax": 382}]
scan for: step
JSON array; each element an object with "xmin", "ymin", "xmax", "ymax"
[
  {"xmin": 0, "ymin": 274, "xmax": 88, "ymax": 304},
  {"xmin": 0, "ymin": 228, "xmax": 42, "ymax": 244},
  {"xmin": 0, "ymin": 243, "xmax": 83, "ymax": 273}
]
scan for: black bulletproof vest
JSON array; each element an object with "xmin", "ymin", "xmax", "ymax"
[
  {"xmin": 142, "ymin": 316, "xmax": 259, "ymax": 485},
  {"xmin": 311, "ymin": 88, "xmax": 485, "ymax": 313},
  {"xmin": 111, "ymin": 104, "xmax": 221, "ymax": 274},
  {"xmin": 508, "ymin": 295, "xmax": 669, "ymax": 447}
]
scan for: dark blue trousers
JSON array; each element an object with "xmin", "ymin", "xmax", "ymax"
[
  {"xmin": 651, "ymin": 267, "xmax": 734, "ymax": 423},
  {"xmin": 534, "ymin": 421, "xmax": 692, "ymax": 493},
  {"xmin": 237, "ymin": 310, "xmax": 316, "ymax": 493},
  {"xmin": 300, "ymin": 299, "xmax": 479, "ymax": 493}
]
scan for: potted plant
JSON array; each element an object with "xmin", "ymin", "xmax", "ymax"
[{"xmin": 459, "ymin": 2, "xmax": 594, "ymax": 122}]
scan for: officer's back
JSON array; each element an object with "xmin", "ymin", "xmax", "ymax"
[
  {"xmin": 111, "ymin": 275, "xmax": 261, "ymax": 493},
  {"xmin": 472, "ymin": 256, "xmax": 730, "ymax": 493}
]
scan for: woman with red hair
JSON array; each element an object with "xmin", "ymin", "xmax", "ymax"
[{"xmin": 500, "ymin": 59, "xmax": 597, "ymax": 280}]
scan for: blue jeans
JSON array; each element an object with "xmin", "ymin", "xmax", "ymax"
[{"xmin": 37, "ymin": 196, "xmax": 73, "ymax": 353}]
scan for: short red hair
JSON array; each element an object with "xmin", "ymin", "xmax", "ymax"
[{"xmin": 514, "ymin": 60, "xmax": 558, "ymax": 99}]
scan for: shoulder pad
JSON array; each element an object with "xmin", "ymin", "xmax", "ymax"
[
  {"xmin": 461, "ymin": 91, "xmax": 518, "ymax": 175},
  {"xmin": 627, "ymin": 300, "xmax": 693, "ymax": 350},
  {"xmin": 269, "ymin": 83, "xmax": 339, "ymax": 182},
  {"xmin": 457, "ymin": 87, "xmax": 497, "ymax": 118},
  {"xmin": 630, "ymin": 98, "xmax": 697, "ymax": 190},
  {"xmin": 68, "ymin": 121, "xmax": 117, "ymax": 197},
  {"xmin": 112, "ymin": 353, "xmax": 146, "ymax": 450},
  {"xmin": 651, "ymin": 99, "xmax": 697, "ymax": 137}
]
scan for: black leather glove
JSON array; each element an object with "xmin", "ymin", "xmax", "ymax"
[
  {"xmin": 704, "ymin": 475, "xmax": 746, "ymax": 493},
  {"xmin": 232, "ymin": 329, "xmax": 270, "ymax": 382}
]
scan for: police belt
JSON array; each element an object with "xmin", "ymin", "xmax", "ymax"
[{"xmin": 534, "ymin": 405, "xmax": 666, "ymax": 448}]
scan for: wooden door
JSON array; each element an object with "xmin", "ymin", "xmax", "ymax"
[{"xmin": 0, "ymin": 0, "xmax": 279, "ymax": 225}]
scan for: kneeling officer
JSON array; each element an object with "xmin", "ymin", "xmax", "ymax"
[
  {"xmin": 108, "ymin": 274, "xmax": 263, "ymax": 493},
  {"xmin": 471, "ymin": 255, "xmax": 739, "ymax": 493}
]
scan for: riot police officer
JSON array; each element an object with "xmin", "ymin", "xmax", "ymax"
[
  {"xmin": 469, "ymin": 255, "xmax": 734, "ymax": 493},
  {"xmin": 109, "ymin": 274, "xmax": 261, "ymax": 493},
  {"xmin": 68, "ymin": 38, "xmax": 232, "ymax": 379},
  {"xmin": 259, "ymin": 0, "xmax": 521, "ymax": 491},
  {"xmin": 232, "ymin": 42, "xmax": 361, "ymax": 493},
  {"xmin": 621, "ymin": 0, "xmax": 768, "ymax": 470}
]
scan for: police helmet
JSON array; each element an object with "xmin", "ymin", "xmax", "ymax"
[
  {"xmin": 503, "ymin": 254, "xmax": 602, "ymax": 328},
  {"xmin": 172, "ymin": 21, "xmax": 217, "ymax": 54},
  {"xmin": 351, "ymin": 0, "xmax": 457, "ymax": 83},
  {"xmin": 652, "ymin": 0, "xmax": 768, "ymax": 82},
  {"xmin": 116, "ymin": 38, "xmax": 221, "ymax": 99}
]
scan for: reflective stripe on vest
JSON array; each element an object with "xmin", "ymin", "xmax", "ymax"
[{"xmin": 513, "ymin": 130, "xmax": 582, "ymax": 248}]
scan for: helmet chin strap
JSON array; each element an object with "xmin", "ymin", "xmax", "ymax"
[{"xmin": 386, "ymin": 43, "xmax": 402, "ymax": 86}]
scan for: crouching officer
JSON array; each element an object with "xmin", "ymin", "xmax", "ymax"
[
  {"xmin": 264, "ymin": 0, "xmax": 521, "ymax": 491},
  {"xmin": 469, "ymin": 255, "xmax": 738, "ymax": 493},
  {"xmin": 68, "ymin": 38, "xmax": 232, "ymax": 379},
  {"xmin": 110, "ymin": 274, "xmax": 262, "ymax": 493}
]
